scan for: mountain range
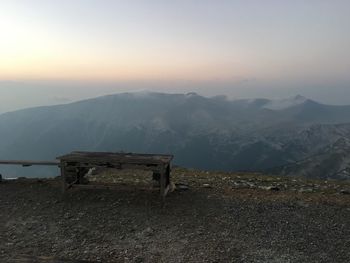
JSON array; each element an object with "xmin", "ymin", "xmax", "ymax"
[{"xmin": 1, "ymin": 91, "xmax": 350, "ymax": 180}]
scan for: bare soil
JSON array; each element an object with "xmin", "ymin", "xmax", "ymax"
[{"xmin": 1, "ymin": 168, "xmax": 350, "ymax": 263}]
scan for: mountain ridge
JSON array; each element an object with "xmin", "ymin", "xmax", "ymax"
[{"xmin": 1, "ymin": 91, "xmax": 350, "ymax": 179}]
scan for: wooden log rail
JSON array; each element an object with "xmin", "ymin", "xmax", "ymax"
[{"xmin": 0, "ymin": 160, "xmax": 60, "ymax": 167}]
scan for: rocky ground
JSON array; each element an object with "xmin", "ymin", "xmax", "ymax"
[{"xmin": 1, "ymin": 168, "xmax": 350, "ymax": 263}]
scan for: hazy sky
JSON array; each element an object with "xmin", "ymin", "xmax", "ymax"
[{"xmin": 0, "ymin": 0, "xmax": 349, "ymax": 112}]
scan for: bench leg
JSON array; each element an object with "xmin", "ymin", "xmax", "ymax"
[
  {"xmin": 152, "ymin": 171, "xmax": 160, "ymax": 188},
  {"xmin": 160, "ymin": 165, "xmax": 171, "ymax": 207},
  {"xmin": 160, "ymin": 170, "xmax": 166, "ymax": 206},
  {"xmin": 166, "ymin": 165, "xmax": 170, "ymax": 186},
  {"xmin": 61, "ymin": 165, "xmax": 67, "ymax": 194}
]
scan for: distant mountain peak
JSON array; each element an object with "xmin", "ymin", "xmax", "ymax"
[
  {"xmin": 186, "ymin": 92, "xmax": 199, "ymax": 97},
  {"xmin": 294, "ymin": 94, "xmax": 306, "ymax": 100},
  {"xmin": 263, "ymin": 95, "xmax": 308, "ymax": 110}
]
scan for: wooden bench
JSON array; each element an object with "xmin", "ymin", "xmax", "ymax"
[{"xmin": 57, "ymin": 151, "xmax": 174, "ymax": 203}]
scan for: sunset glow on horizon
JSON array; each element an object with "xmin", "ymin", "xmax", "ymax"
[{"xmin": 1, "ymin": 0, "xmax": 349, "ymax": 83}]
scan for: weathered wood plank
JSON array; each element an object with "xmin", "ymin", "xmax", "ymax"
[
  {"xmin": 60, "ymin": 163, "xmax": 161, "ymax": 171},
  {"xmin": 70, "ymin": 184, "xmax": 156, "ymax": 191},
  {"xmin": 57, "ymin": 151, "xmax": 173, "ymax": 165}
]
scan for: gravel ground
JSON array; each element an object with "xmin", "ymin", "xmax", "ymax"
[{"xmin": 1, "ymin": 169, "xmax": 350, "ymax": 263}]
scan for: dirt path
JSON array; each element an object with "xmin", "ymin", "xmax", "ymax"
[{"xmin": 1, "ymin": 170, "xmax": 350, "ymax": 262}]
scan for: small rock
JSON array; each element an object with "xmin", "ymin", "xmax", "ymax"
[
  {"xmin": 299, "ymin": 188, "xmax": 313, "ymax": 193},
  {"xmin": 340, "ymin": 190, "xmax": 350, "ymax": 195},
  {"xmin": 203, "ymin": 184, "xmax": 212, "ymax": 188},
  {"xmin": 169, "ymin": 182, "xmax": 176, "ymax": 192},
  {"xmin": 260, "ymin": 186, "xmax": 279, "ymax": 191},
  {"xmin": 135, "ymin": 244, "xmax": 143, "ymax": 249},
  {"xmin": 175, "ymin": 183, "xmax": 189, "ymax": 191},
  {"xmin": 134, "ymin": 256, "xmax": 144, "ymax": 263},
  {"xmin": 246, "ymin": 182, "xmax": 256, "ymax": 188},
  {"xmin": 143, "ymin": 227, "xmax": 154, "ymax": 236},
  {"xmin": 297, "ymin": 201, "xmax": 310, "ymax": 208}
]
